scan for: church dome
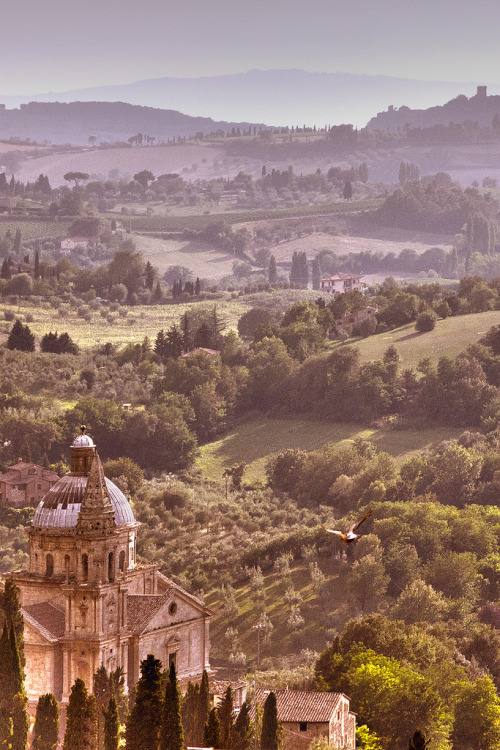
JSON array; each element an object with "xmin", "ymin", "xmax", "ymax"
[
  {"xmin": 32, "ymin": 475, "xmax": 135, "ymax": 529},
  {"xmin": 71, "ymin": 433, "xmax": 95, "ymax": 448},
  {"xmin": 31, "ymin": 428, "xmax": 135, "ymax": 529}
]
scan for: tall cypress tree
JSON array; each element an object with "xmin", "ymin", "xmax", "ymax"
[
  {"xmin": 159, "ymin": 661, "xmax": 184, "ymax": 750},
  {"xmin": 194, "ymin": 670, "xmax": 210, "ymax": 746},
  {"xmin": 9, "ymin": 627, "xmax": 28, "ymax": 750},
  {"xmin": 104, "ymin": 697, "xmax": 120, "ymax": 750},
  {"xmin": 93, "ymin": 666, "xmax": 111, "ymax": 750},
  {"xmin": 261, "ymin": 692, "xmax": 279, "ymax": 750},
  {"xmin": 32, "ymin": 694, "xmax": 59, "ymax": 750},
  {"xmin": 125, "ymin": 655, "xmax": 163, "ymax": 750},
  {"xmin": 204, "ymin": 708, "xmax": 221, "ymax": 748},
  {"xmin": 181, "ymin": 682, "xmax": 198, "ymax": 747},
  {"xmin": 268, "ymin": 255, "xmax": 278, "ymax": 284},
  {"xmin": 82, "ymin": 695, "xmax": 98, "ymax": 750},
  {"xmin": 63, "ymin": 679, "xmax": 89, "ymax": 750},
  {"xmin": 218, "ymin": 686, "xmax": 234, "ymax": 749},
  {"xmin": 1, "ymin": 580, "xmax": 24, "ymax": 667},
  {"xmin": 233, "ymin": 702, "xmax": 252, "ymax": 750}
]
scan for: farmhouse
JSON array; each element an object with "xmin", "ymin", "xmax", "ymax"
[
  {"xmin": 60, "ymin": 236, "xmax": 97, "ymax": 252},
  {"xmin": 335, "ymin": 306, "xmax": 378, "ymax": 335},
  {"xmin": 255, "ymin": 688, "xmax": 356, "ymax": 750},
  {"xmin": 7, "ymin": 429, "xmax": 211, "ymax": 703},
  {"xmin": 0, "ymin": 461, "xmax": 59, "ymax": 507},
  {"xmin": 319, "ymin": 273, "xmax": 366, "ymax": 295}
]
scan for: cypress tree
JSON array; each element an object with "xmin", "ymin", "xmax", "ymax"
[
  {"xmin": 311, "ymin": 256, "xmax": 321, "ymax": 291},
  {"xmin": 261, "ymin": 692, "xmax": 279, "ymax": 750},
  {"xmin": 181, "ymin": 682, "xmax": 198, "ymax": 747},
  {"xmin": 0, "ymin": 625, "xmax": 14, "ymax": 712},
  {"xmin": 204, "ymin": 708, "xmax": 221, "ymax": 748},
  {"xmin": 233, "ymin": 702, "xmax": 252, "ymax": 750},
  {"xmin": 82, "ymin": 694, "xmax": 98, "ymax": 750},
  {"xmin": 63, "ymin": 679, "xmax": 89, "ymax": 750},
  {"xmin": 104, "ymin": 697, "xmax": 120, "ymax": 750},
  {"xmin": 13, "ymin": 230, "xmax": 21, "ymax": 254},
  {"xmin": 6, "ymin": 321, "xmax": 35, "ymax": 352},
  {"xmin": 268, "ymin": 255, "xmax": 277, "ymax": 284},
  {"xmin": 9, "ymin": 626, "xmax": 28, "ymax": 750},
  {"xmin": 218, "ymin": 686, "xmax": 234, "ymax": 749},
  {"xmin": 93, "ymin": 666, "xmax": 111, "ymax": 750},
  {"xmin": 195, "ymin": 277, "xmax": 201, "ymax": 296},
  {"xmin": 159, "ymin": 661, "xmax": 184, "ymax": 750},
  {"xmin": 125, "ymin": 655, "xmax": 163, "ymax": 750},
  {"xmin": 32, "ymin": 694, "xmax": 59, "ymax": 750},
  {"xmin": 2, "ymin": 579, "xmax": 25, "ymax": 665},
  {"xmin": 194, "ymin": 670, "xmax": 210, "ymax": 746}
]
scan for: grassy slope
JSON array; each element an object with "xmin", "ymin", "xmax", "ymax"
[
  {"xmin": 340, "ymin": 310, "xmax": 500, "ymax": 370},
  {"xmin": 197, "ymin": 417, "xmax": 462, "ymax": 482}
]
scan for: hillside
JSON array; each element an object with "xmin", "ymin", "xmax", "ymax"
[
  {"xmin": 343, "ymin": 309, "xmax": 500, "ymax": 370},
  {"xmin": 197, "ymin": 417, "xmax": 462, "ymax": 482},
  {"xmin": 367, "ymin": 86, "xmax": 500, "ymax": 131},
  {"xmin": 0, "ymin": 101, "xmax": 269, "ymax": 145}
]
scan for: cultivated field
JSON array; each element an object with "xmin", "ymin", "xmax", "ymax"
[
  {"xmin": 134, "ymin": 235, "xmax": 237, "ymax": 281},
  {"xmin": 0, "ymin": 297, "xmax": 250, "ymax": 349},
  {"xmin": 197, "ymin": 416, "xmax": 463, "ymax": 483}
]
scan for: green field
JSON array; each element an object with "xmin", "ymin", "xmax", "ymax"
[
  {"xmin": 0, "ymin": 218, "xmax": 71, "ymax": 241},
  {"xmin": 342, "ymin": 309, "xmax": 500, "ymax": 369},
  {"xmin": 197, "ymin": 417, "xmax": 463, "ymax": 482}
]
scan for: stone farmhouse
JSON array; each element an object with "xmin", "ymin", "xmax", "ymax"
[
  {"xmin": 255, "ymin": 688, "xmax": 356, "ymax": 750},
  {"xmin": 7, "ymin": 429, "xmax": 211, "ymax": 704},
  {"xmin": 319, "ymin": 273, "xmax": 367, "ymax": 295},
  {"xmin": 0, "ymin": 461, "xmax": 59, "ymax": 507},
  {"xmin": 60, "ymin": 237, "xmax": 98, "ymax": 253}
]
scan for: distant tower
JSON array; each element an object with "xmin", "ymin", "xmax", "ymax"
[{"xmin": 477, "ymin": 86, "xmax": 487, "ymax": 98}]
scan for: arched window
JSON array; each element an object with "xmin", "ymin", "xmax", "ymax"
[
  {"xmin": 64, "ymin": 554, "xmax": 70, "ymax": 571},
  {"xmin": 119, "ymin": 551, "xmax": 125, "ymax": 573},
  {"xmin": 82, "ymin": 553, "xmax": 88, "ymax": 582},
  {"xmin": 45, "ymin": 554, "xmax": 54, "ymax": 578},
  {"xmin": 108, "ymin": 552, "xmax": 114, "ymax": 583}
]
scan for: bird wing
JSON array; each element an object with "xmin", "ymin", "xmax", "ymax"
[
  {"xmin": 322, "ymin": 524, "xmax": 345, "ymax": 539},
  {"xmin": 349, "ymin": 509, "xmax": 372, "ymax": 534}
]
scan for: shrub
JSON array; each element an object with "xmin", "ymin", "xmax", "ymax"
[{"xmin": 415, "ymin": 311, "xmax": 437, "ymax": 332}]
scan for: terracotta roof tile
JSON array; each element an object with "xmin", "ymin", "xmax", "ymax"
[
  {"xmin": 254, "ymin": 689, "xmax": 342, "ymax": 723},
  {"xmin": 23, "ymin": 602, "xmax": 65, "ymax": 640},
  {"xmin": 127, "ymin": 593, "xmax": 173, "ymax": 634}
]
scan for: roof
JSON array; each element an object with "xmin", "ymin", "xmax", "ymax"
[
  {"xmin": 320, "ymin": 273, "xmax": 364, "ymax": 282},
  {"xmin": 181, "ymin": 348, "xmax": 220, "ymax": 358},
  {"xmin": 6, "ymin": 462, "xmax": 32, "ymax": 471},
  {"xmin": 210, "ymin": 679, "xmax": 246, "ymax": 695},
  {"xmin": 254, "ymin": 689, "xmax": 342, "ymax": 723},
  {"xmin": 127, "ymin": 592, "xmax": 173, "ymax": 634},
  {"xmin": 23, "ymin": 602, "xmax": 65, "ymax": 642},
  {"xmin": 31, "ymin": 474, "xmax": 135, "ymax": 528}
]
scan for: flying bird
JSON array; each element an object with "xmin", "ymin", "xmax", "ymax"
[{"xmin": 322, "ymin": 509, "xmax": 372, "ymax": 544}]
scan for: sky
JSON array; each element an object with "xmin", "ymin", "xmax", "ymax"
[{"xmin": 2, "ymin": 0, "xmax": 500, "ymax": 96}]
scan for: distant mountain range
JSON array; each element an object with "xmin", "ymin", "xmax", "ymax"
[
  {"xmin": 2, "ymin": 69, "xmax": 500, "ymax": 130},
  {"xmin": 0, "ymin": 101, "xmax": 268, "ymax": 145}
]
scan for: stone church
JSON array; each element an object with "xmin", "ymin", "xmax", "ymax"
[{"xmin": 8, "ymin": 429, "xmax": 211, "ymax": 703}]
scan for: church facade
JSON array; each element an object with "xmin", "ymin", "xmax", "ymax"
[{"xmin": 9, "ymin": 430, "xmax": 211, "ymax": 702}]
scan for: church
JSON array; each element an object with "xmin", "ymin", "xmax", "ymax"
[{"xmin": 8, "ymin": 429, "xmax": 211, "ymax": 703}]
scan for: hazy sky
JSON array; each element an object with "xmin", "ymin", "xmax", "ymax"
[{"xmin": 2, "ymin": 0, "xmax": 500, "ymax": 95}]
